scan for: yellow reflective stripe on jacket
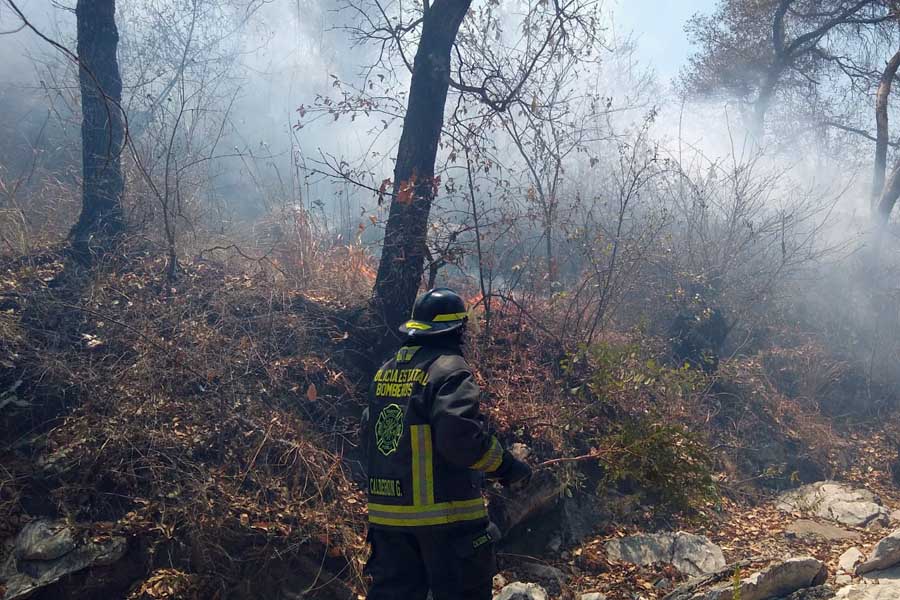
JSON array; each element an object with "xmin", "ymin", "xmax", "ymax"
[
  {"xmin": 410, "ymin": 425, "xmax": 435, "ymax": 505},
  {"xmin": 368, "ymin": 498, "xmax": 487, "ymax": 527},
  {"xmin": 404, "ymin": 321, "xmax": 432, "ymax": 330},
  {"xmin": 432, "ymin": 312, "xmax": 467, "ymax": 322},
  {"xmin": 470, "ymin": 436, "xmax": 503, "ymax": 473}
]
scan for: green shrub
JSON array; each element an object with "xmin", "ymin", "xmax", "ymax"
[
  {"xmin": 600, "ymin": 417, "xmax": 718, "ymax": 512},
  {"xmin": 562, "ymin": 340, "xmax": 717, "ymax": 512}
]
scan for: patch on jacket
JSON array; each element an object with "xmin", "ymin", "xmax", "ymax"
[{"xmin": 375, "ymin": 403, "xmax": 404, "ymax": 456}]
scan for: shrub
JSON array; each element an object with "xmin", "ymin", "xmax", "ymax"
[{"xmin": 599, "ymin": 417, "xmax": 718, "ymax": 512}]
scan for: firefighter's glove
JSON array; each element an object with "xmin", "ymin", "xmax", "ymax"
[{"xmin": 496, "ymin": 452, "xmax": 532, "ymax": 492}]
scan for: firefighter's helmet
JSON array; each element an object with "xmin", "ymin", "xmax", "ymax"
[{"xmin": 399, "ymin": 288, "xmax": 468, "ymax": 337}]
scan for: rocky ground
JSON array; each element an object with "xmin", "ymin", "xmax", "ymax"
[{"xmin": 491, "ymin": 431, "xmax": 900, "ymax": 600}]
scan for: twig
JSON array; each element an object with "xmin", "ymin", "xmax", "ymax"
[
  {"xmin": 536, "ymin": 448, "xmax": 609, "ymax": 469},
  {"xmin": 661, "ymin": 556, "xmax": 769, "ymax": 600}
]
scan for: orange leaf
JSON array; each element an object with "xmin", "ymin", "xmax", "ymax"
[{"xmin": 396, "ymin": 175, "xmax": 417, "ymax": 205}]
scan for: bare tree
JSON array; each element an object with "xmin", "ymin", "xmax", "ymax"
[
  {"xmin": 370, "ymin": 0, "xmax": 473, "ymax": 334},
  {"xmin": 873, "ymin": 47, "xmax": 900, "ymax": 206},
  {"xmin": 682, "ymin": 0, "xmax": 890, "ymax": 136},
  {"xmin": 339, "ymin": 0, "xmax": 601, "ymax": 336}
]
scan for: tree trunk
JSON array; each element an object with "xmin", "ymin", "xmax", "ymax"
[
  {"xmin": 876, "ymin": 159, "xmax": 900, "ymax": 224},
  {"xmin": 544, "ymin": 210, "xmax": 554, "ymax": 282},
  {"xmin": 750, "ymin": 1, "xmax": 791, "ymax": 137},
  {"xmin": 371, "ymin": 1, "xmax": 472, "ymax": 335},
  {"xmin": 72, "ymin": 0, "xmax": 125, "ymax": 257},
  {"xmin": 752, "ymin": 67, "xmax": 781, "ymax": 138},
  {"xmin": 873, "ymin": 48, "xmax": 900, "ymax": 206}
]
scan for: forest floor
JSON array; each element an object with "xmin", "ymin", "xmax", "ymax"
[
  {"xmin": 529, "ymin": 429, "xmax": 900, "ymax": 599},
  {"xmin": 1, "ymin": 247, "xmax": 898, "ymax": 600}
]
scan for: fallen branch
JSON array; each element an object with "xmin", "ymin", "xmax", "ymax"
[
  {"xmin": 661, "ymin": 556, "xmax": 769, "ymax": 600},
  {"xmin": 536, "ymin": 448, "xmax": 610, "ymax": 469}
]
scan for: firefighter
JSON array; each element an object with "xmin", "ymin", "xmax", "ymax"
[{"xmin": 362, "ymin": 287, "xmax": 532, "ymax": 600}]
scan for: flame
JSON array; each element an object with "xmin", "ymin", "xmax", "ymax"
[{"xmin": 465, "ymin": 292, "xmax": 484, "ymax": 313}]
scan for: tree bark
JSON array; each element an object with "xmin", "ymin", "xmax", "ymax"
[
  {"xmin": 751, "ymin": 0, "xmax": 792, "ymax": 136},
  {"xmin": 876, "ymin": 159, "xmax": 900, "ymax": 224},
  {"xmin": 72, "ymin": 0, "xmax": 125, "ymax": 256},
  {"xmin": 873, "ymin": 48, "xmax": 900, "ymax": 207},
  {"xmin": 371, "ymin": 0, "xmax": 472, "ymax": 335},
  {"xmin": 752, "ymin": 72, "xmax": 779, "ymax": 137}
]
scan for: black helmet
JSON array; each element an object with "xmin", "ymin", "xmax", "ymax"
[{"xmin": 399, "ymin": 288, "xmax": 468, "ymax": 337}]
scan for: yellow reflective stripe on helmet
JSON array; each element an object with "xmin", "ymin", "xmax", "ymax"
[
  {"xmin": 432, "ymin": 312, "xmax": 468, "ymax": 322},
  {"xmin": 470, "ymin": 436, "xmax": 504, "ymax": 473},
  {"xmin": 410, "ymin": 425, "xmax": 435, "ymax": 506},
  {"xmin": 368, "ymin": 498, "xmax": 487, "ymax": 527},
  {"xmin": 404, "ymin": 321, "xmax": 432, "ymax": 330}
]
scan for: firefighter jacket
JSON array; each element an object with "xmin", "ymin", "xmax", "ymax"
[{"xmin": 363, "ymin": 342, "xmax": 507, "ymax": 529}]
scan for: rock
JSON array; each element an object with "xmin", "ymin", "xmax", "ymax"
[
  {"xmin": 580, "ymin": 594, "xmax": 606, "ymax": 600},
  {"xmin": 498, "ymin": 487, "xmax": 609, "ymax": 557},
  {"xmin": 835, "ymin": 565, "xmax": 900, "ymax": 598},
  {"xmin": 857, "ymin": 530, "xmax": 900, "ymax": 575},
  {"xmin": 517, "ymin": 563, "xmax": 566, "ymax": 595},
  {"xmin": 778, "ymin": 585, "xmax": 836, "ymax": 599},
  {"xmin": 558, "ymin": 492, "xmax": 608, "ymax": 547},
  {"xmin": 695, "ymin": 557, "xmax": 827, "ymax": 600},
  {"xmin": 786, "ymin": 520, "xmax": 861, "ymax": 542},
  {"xmin": 494, "ymin": 582, "xmax": 548, "ymax": 600},
  {"xmin": 889, "ymin": 510, "xmax": 900, "ymax": 524},
  {"xmin": 777, "ymin": 482, "xmax": 889, "ymax": 528},
  {"xmin": 838, "ymin": 548, "xmax": 864, "ymax": 574},
  {"xmin": 605, "ymin": 531, "xmax": 726, "ymax": 577},
  {"xmin": 1, "ymin": 531, "xmax": 127, "ymax": 600},
  {"xmin": 14, "ymin": 520, "xmax": 76, "ymax": 561},
  {"xmin": 836, "ymin": 574, "xmax": 853, "ymax": 586},
  {"xmin": 517, "ymin": 562, "xmax": 566, "ymax": 583}
]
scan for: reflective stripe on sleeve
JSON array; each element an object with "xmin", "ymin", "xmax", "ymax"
[{"xmin": 470, "ymin": 436, "xmax": 504, "ymax": 473}]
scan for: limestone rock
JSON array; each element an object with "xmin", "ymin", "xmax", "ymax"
[
  {"xmin": 835, "ymin": 565, "xmax": 900, "ymax": 599},
  {"xmin": 494, "ymin": 582, "xmax": 548, "ymax": 600},
  {"xmin": 696, "ymin": 557, "xmax": 827, "ymax": 600},
  {"xmin": 605, "ymin": 532, "xmax": 726, "ymax": 577},
  {"xmin": 14, "ymin": 520, "xmax": 75, "ymax": 561},
  {"xmin": 778, "ymin": 585, "xmax": 836, "ymax": 599},
  {"xmin": 580, "ymin": 594, "xmax": 606, "ymax": 600},
  {"xmin": 777, "ymin": 482, "xmax": 889, "ymax": 528},
  {"xmin": 786, "ymin": 520, "xmax": 861, "ymax": 542},
  {"xmin": 1, "ymin": 525, "xmax": 126, "ymax": 600},
  {"xmin": 857, "ymin": 530, "xmax": 900, "ymax": 575},
  {"xmin": 838, "ymin": 548, "xmax": 864, "ymax": 574}
]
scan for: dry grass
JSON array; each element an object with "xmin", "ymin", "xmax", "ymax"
[{"xmin": 0, "ymin": 246, "xmax": 371, "ymax": 598}]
